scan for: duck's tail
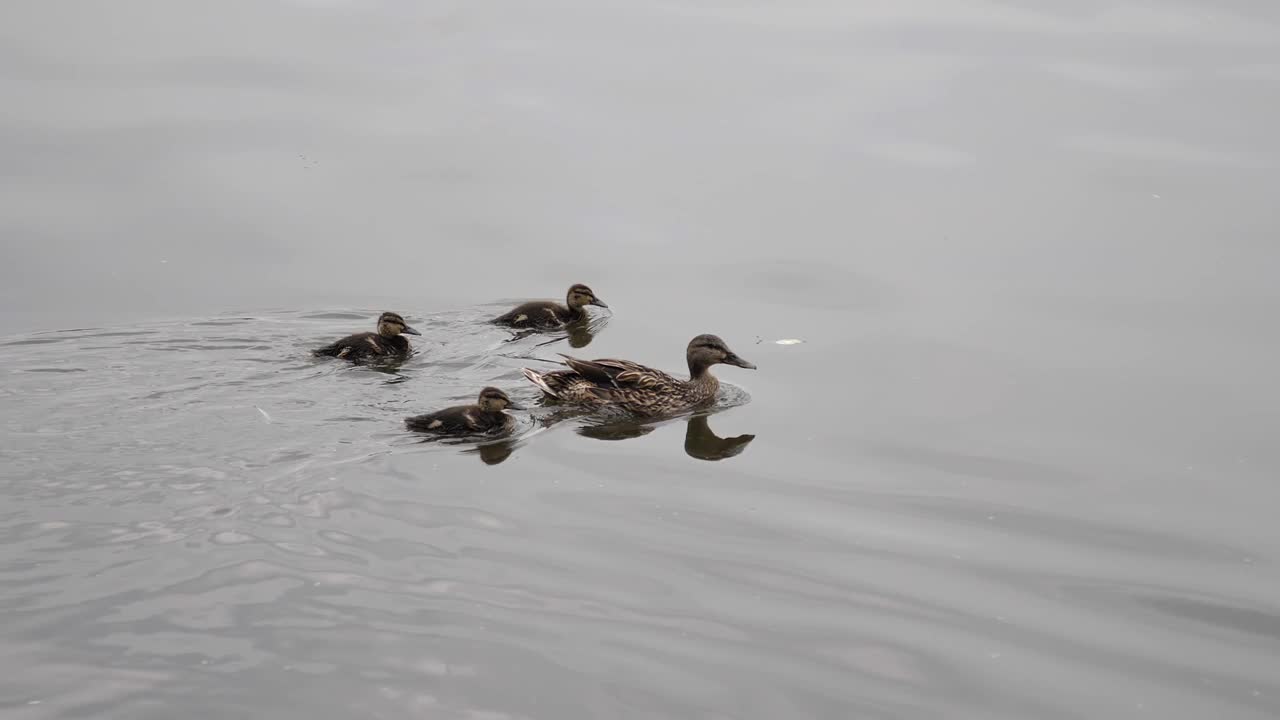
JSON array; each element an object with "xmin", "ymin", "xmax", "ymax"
[
  {"xmin": 313, "ymin": 341, "xmax": 352, "ymax": 359},
  {"xmin": 522, "ymin": 367, "xmax": 560, "ymax": 398}
]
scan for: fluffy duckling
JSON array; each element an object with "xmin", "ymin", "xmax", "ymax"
[
  {"xmin": 314, "ymin": 311, "xmax": 420, "ymax": 361},
  {"xmin": 405, "ymin": 386, "xmax": 524, "ymax": 435},
  {"xmin": 492, "ymin": 283, "xmax": 608, "ymax": 329},
  {"xmin": 522, "ymin": 334, "xmax": 755, "ymax": 416}
]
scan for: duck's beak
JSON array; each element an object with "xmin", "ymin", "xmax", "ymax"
[
  {"xmin": 402, "ymin": 325, "xmax": 422, "ymax": 336},
  {"xmin": 505, "ymin": 400, "xmax": 526, "ymax": 411},
  {"xmin": 590, "ymin": 297, "xmax": 609, "ymax": 309},
  {"xmin": 725, "ymin": 353, "xmax": 757, "ymax": 370}
]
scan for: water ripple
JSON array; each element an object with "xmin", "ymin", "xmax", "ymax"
[{"xmin": 1, "ymin": 310, "xmax": 1276, "ymax": 719}]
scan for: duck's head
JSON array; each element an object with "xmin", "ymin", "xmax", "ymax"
[
  {"xmin": 687, "ymin": 334, "xmax": 756, "ymax": 376},
  {"xmin": 478, "ymin": 386, "xmax": 523, "ymax": 412},
  {"xmin": 566, "ymin": 284, "xmax": 608, "ymax": 310},
  {"xmin": 377, "ymin": 312, "xmax": 420, "ymax": 338}
]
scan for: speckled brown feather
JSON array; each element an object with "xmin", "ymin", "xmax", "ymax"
[
  {"xmin": 521, "ymin": 335, "xmax": 753, "ymax": 417},
  {"xmin": 523, "ymin": 355, "xmax": 719, "ymax": 416}
]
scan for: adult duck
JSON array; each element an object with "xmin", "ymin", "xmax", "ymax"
[{"xmin": 522, "ymin": 334, "xmax": 755, "ymax": 416}]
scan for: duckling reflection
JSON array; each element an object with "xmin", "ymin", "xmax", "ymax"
[
  {"xmin": 571, "ymin": 412, "xmax": 755, "ymax": 461},
  {"xmin": 412, "ymin": 435, "xmax": 522, "ymax": 466},
  {"xmin": 566, "ymin": 317, "xmax": 601, "ymax": 348},
  {"xmin": 466, "ymin": 438, "xmax": 520, "ymax": 465},
  {"xmin": 504, "ymin": 313, "xmax": 609, "ymax": 350}
]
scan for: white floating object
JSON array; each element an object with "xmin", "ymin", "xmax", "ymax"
[
  {"xmin": 255, "ymin": 406, "xmax": 273, "ymax": 424},
  {"xmin": 775, "ymin": 339, "xmax": 805, "ymax": 345}
]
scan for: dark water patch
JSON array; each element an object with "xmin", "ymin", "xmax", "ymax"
[
  {"xmin": 148, "ymin": 343, "xmax": 273, "ymax": 352},
  {"xmin": 3, "ymin": 327, "xmax": 169, "ymax": 347},
  {"xmin": 1, "ymin": 337, "xmax": 72, "ymax": 347},
  {"xmin": 190, "ymin": 319, "xmax": 255, "ymax": 326},
  {"xmin": 867, "ymin": 443, "xmax": 1089, "ymax": 486},
  {"xmin": 299, "ymin": 312, "xmax": 381, "ymax": 321},
  {"xmin": 897, "ymin": 496, "xmax": 1250, "ymax": 563},
  {"xmin": 1138, "ymin": 594, "xmax": 1280, "ymax": 642}
]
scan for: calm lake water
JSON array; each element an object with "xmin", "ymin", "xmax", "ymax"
[{"xmin": 3, "ymin": 2, "xmax": 1279, "ymax": 718}]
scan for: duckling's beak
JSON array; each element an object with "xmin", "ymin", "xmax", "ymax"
[
  {"xmin": 725, "ymin": 353, "xmax": 756, "ymax": 370},
  {"xmin": 402, "ymin": 325, "xmax": 422, "ymax": 336},
  {"xmin": 589, "ymin": 297, "xmax": 609, "ymax": 309},
  {"xmin": 505, "ymin": 400, "xmax": 526, "ymax": 411}
]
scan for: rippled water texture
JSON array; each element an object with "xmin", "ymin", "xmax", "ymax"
[{"xmin": 3, "ymin": 1, "xmax": 1280, "ymax": 718}]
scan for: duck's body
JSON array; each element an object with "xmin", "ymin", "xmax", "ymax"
[
  {"xmin": 314, "ymin": 331, "xmax": 411, "ymax": 359},
  {"xmin": 493, "ymin": 300, "xmax": 584, "ymax": 329},
  {"xmin": 315, "ymin": 312, "xmax": 420, "ymax": 361},
  {"xmin": 522, "ymin": 334, "xmax": 755, "ymax": 417},
  {"xmin": 405, "ymin": 404, "xmax": 514, "ymax": 434},
  {"xmin": 492, "ymin": 284, "xmax": 608, "ymax": 330},
  {"xmin": 406, "ymin": 387, "xmax": 522, "ymax": 436}
]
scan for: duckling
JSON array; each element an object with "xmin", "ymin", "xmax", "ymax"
[
  {"xmin": 492, "ymin": 283, "xmax": 608, "ymax": 329},
  {"xmin": 405, "ymin": 386, "xmax": 524, "ymax": 435},
  {"xmin": 314, "ymin": 311, "xmax": 420, "ymax": 361},
  {"xmin": 521, "ymin": 334, "xmax": 755, "ymax": 416}
]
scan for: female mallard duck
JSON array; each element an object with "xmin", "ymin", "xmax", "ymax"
[
  {"xmin": 405, "ymin": 386, "xmax": 524, "ymax": 435},
  {"xmin": 314, "ymin": 311, "xmax": 420, "ymax": 361},
  {"xmin": 492, "ymin": 283, "xmax": 608, "ymax": 329},
  {"xmin": 521, "ymin": 334, "xmax": 755, "ymax": 416}
]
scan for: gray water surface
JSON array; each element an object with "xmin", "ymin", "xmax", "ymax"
[{"xmin": 3, "ymin": 1, "xmax": 1280, "ymax": 718}]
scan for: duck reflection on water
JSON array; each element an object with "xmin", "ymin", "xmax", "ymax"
[
  {"xmin": 466, "ymin": 437, "xmax": 520, "ymax": 465},
  {"xmin": 572, "ymin": 411, "xmax": 755, "ymax": 461},
  {"xmin": 416, "ymin": 407, "xmax": 754, "ymax": 465},
  {"xmin": 414, "ymin": 434, "xmax": 523, "ymax": 466},
  {"xmin": 504, "ymin": 313, "xmax": 609, "ymax": 350},
  {"xmin": 405, "ymin": 383, "xmax": 751, "ymax": 466}
]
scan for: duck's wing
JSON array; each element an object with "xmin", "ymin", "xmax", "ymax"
[
  {"xmin": 405, "ymin": 409, "xmax": 446, "ymax": 432},
  {"xmin": 494, "ymin": 301, "xmax": 564, "ymax": 328},
  {"xmin": 406, "ymin": 406, "xmax": 482, "ymax": 433},
  {"xmin": 558, "ymin": 355, "xmax": 675, "ymax": 389},
  {"xmin": 315, "ymin": 332, "xmax": 381, "ymax": 357}
]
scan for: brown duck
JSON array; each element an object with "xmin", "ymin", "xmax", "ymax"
[
  {"xmin": 314, "ymin": 311, "xmax": 420, "ymax": 361},
  {"xmin": 492, "ymin": 284, "xmax": 608, "ymax": 329},
  {"xmin": 522, "ymin": 334, "xmax": 755, "ymax": 416},
  {"xmin": 405, "ymin": 387, "xmax": 523, "ymax": 435}
]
